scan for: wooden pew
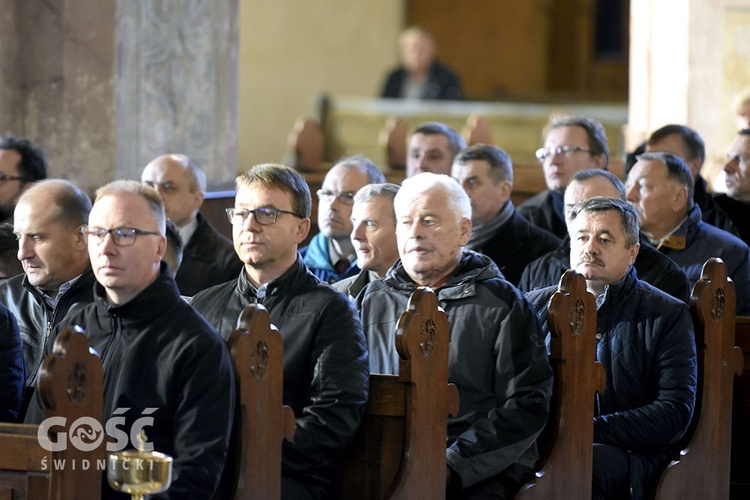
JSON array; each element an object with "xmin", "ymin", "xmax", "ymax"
[
  {"xmin": 0, "ymin": 326, "xmax": 104, "ymax": 499},
  {"xmin": 653, "ymin": 258, "xmax": 744, "ymax": 499},
  {"xmin": 226, "ymin": 303, "xmax": 295, "ymax": 500},
  {"xmin": 516, "ymin": 270, "xmax": 605, "ymax": 500},
  {"xmin": 731, "ymin": 315, "xmax": 750, "ymax": 498},
  {"xmin": 340, "ymin": 287, "xmax": 459, "ymax": 500}
]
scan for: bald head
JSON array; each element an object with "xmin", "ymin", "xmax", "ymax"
[
  {"xmin": 14, "ymin": 179, "xmax": 92, "ymax": 297},
  {"xmin": 142, "ymin": 154, "xmax": 205, "ymax": 227}
]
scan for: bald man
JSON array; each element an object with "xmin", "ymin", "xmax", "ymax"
[
  {"xmin": 142, "ymin": 154, "xmax": 241, "ymax": 296},
  {"xmin": 0, "ymin": 180, "xmax": 94, "ymax": 411}
]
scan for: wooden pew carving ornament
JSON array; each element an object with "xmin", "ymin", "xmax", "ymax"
[{"xmin": 516, "ymin": 270, "xmax": 605, "ymax": 500}]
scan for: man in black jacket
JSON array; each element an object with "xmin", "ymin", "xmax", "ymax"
[
  {"xmin": 142, "ymin": 154, "xmax": 241, "ymax": 296},
  {"xmin": 0, "ymin": 180, "xmax": 95, "ymax": 413},
  {"xmin": 191, "ymin": 164, "xmax": 368, "ymax": 500},
  {"xmin": 519, "ymin": 169, "xmax": 691, "ymax": 303},
  {"xmin": 452, "ymin": 144, "xmax": 561, "ymax": 286},
  {"xmin": 526, "ymin": 197, "xmax": 697, "ymax": 500},
  {"xmin": 715, "ymin": 128, "xmax": 750, "ymax": 246},
  {"xmin": 27, "ymin": 180, "xmax": 235, "ymax": 499},
  {"xmin": 518, "ymin": 115, "xmax": 609, "ymax": 238}
]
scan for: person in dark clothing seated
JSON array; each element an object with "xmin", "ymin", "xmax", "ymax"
[
  {"xmin": 192, "ymin": 164, "xmax": 369, "ymax": 499},
  {"xmin": 451, "ymin": 144, "xmax": 561, "ymax": 286},
  {"xmin": 646, "ymin": 124, "xmax": 738, "ymax": 236},
  {"xmin": 0, "ymin": 180, "xmax": 95, "ymax": 415},
  {"xmin": 27, "ymin": 180, "xmax": 235, "ymax": 499},
  {"xmin": 0, "ymin": 223, "xmax": 23, "ymax": 279},
  {"xmin": 381, "ymin": 27, "xmax": 462, "ymax": 100},
  {"xmin": 299, "ymin": 155, "xmax": 385, "ymax": 284},
  {"xmin": 526, "ymin": 197, "xmax": 697, "ymax": 500},
  {"xmin": 715, "ymin": 128, "xmax": 750, "ymax": 247},
  {"xmin": 0, "ymin": 302, "xmax": 24, "ymax": 422},
  {"xmin": 358, "ymin": 173, "xmax": 552, "ymax": 499},
  {"xmin": 520, "ymin": 169, "xmax": 691, "ymax": 303},
  {"xmin": 627, "ymin": 152, "xmax": 750, "ymax": 314},
  {"xmin": 518, "ymin": 115, "xmax": 609, "ymax": 239},
  {"xmin": 0, "ymin": 135, "xmax": 47, "ymax": 225},
  {"xmin": 142, "ymin": 154, "xmax": 241, "ymax": 296}
]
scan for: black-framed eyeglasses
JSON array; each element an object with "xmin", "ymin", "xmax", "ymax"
[
  {"xmin": 81, "ymin": 226, "xmax": 160, "ymax": 246},
  {"xmin": 226, "ymin": 207, "xmax": 304, "ymax": 226},
  {"xmin": 316, "ymin": 189, "xmax": 356, "ymax": 205},
  {"xmin": 535, "ymin": 145, "xmax": 594, "ymax": 162},
  {"xmin": 0, "ymin": 172, "xmax": 31, "ymax": 183}
]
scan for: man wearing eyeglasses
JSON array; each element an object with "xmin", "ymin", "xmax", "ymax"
[
  {"xmin": 26, "ymin": 180, "xmax": 235, "ymax": 499},
  {"xmin": 191, "ymin": 163, "xmax": 368, "ymax": 500},
  {"xmin": 517, "ymin": 115, "xmax": 609, "ymax": 239},
  {"xmin": 299, "ymin": 155, "xmax": 386, "ymax": 284},
  {"xmin": 142, "ymin": 154, "xmax": 241, "ymax": 296},
  {"xmin": 0, "ymin": 135, "xmax": 48, "ymax": 225},
  {"xmin": 0, "ymin": 179, "xmax": 95, "ymax": 417},
  {"xmin": 714, "ymin": 129, "xmax": 750, "ymax": 246}
]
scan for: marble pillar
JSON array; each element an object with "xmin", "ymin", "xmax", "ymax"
[{"xmin": 116, "ymin": 0, "xmax": 238, "ymax": 190}]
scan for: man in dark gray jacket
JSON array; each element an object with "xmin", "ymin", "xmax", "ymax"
[
  {"xmin": 191, "ymin": 164, "xmax": 368, "ymax": 500},
  {"xmin": 358, "ymin": 173, "xmax": 552, "ymax": 499},
  {"xmin": 526, "ymin": 197, "xmax": 697, "ymax": 500}
]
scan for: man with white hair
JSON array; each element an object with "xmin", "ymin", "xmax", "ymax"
[{"xmin": 357, "ymin": 173, "xmax": 552, "ymax": 499}]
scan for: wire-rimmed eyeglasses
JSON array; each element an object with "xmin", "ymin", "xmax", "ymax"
[
  {"xmin": 535, "ymin": 145, "xmax": 594, "ymax": 162},
  {"xmin": 81, "ymin": 226, "xmax": 160, "ymax": 246},
  {"xmin": 316, "ymin": 189, "xmax": 356, "ymax": 205},
  {"xmin": 226, "ymin": 207, "xmax": 304, "ymax": 226}
]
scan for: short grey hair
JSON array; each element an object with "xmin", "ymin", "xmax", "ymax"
[
  {"xmin": 395, "ymin": 173, "xmax": 471, "ymax": 221},
  {"xmin": 354, "ymin": 183, "xmax": 400, "ymax": 223},
  {"xmin": 567, "ymin": 196, "xmax": 640, "ymax": 248}
]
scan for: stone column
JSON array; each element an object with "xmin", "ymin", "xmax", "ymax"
[
  {"xmin": 628, "ymin": 0, "xmax": 750, "ymax": 186},
  {"xmin": 116, "ymin": 0, "xmax": 238, "ymax": 190}
]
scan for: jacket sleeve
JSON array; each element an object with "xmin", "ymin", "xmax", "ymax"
[
  {"xmin": 165, "ymin": 332, "xmax": 235, "ymax": 499},
  {"xmin": 0, "ymin": 306, "xmax": 24, "ymax": 422},
  {"xmin": 282, "ymin": 292, "xmax": 369, "ymax": 481},
  {"xmin": 593, "ymin": 305, "xmax": 697, "ymax": 454},
  {"xmin": 447, "ymin": 296, "xmax": 553, "ymax": 488}
]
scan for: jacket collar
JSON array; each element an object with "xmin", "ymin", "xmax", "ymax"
[
  {"xmin": 93, "ymin": 262, "xmax": 180, "ymax": 325},
  {"xmin": 383, "ymin": 250, "xmax": 502, "ymax": 300},
  {"xmin": 236, "ymin": 254, "xmax": 317, "ymax": 302}
]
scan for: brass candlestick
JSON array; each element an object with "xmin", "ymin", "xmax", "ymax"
[{"xmin": 107, "ymin": 431, "xmax": 173, "ymax": 500}]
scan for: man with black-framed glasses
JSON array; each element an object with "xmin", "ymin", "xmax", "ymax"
[
  {"xmin": 192, "ymin": 163, "xmax": 369, "ymax": 500},
  {"xmin": 0, "ymin": 135, "xmax": 47, "ymax": 225},
  {"xmin": 517, "ymin": 115, "xmax": 609, "ymax": 239},
  {"xmin": 299, "ymin": 155, "xmax": 385, "ymax": 283},
  {"xmin": 26, "ymin": 179, "xmax": 235, "ymax": 499}
]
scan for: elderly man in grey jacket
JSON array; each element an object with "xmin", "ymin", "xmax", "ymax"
[{"xmin": 357, "ymin": 173, "xmax": 552, "ymax": 499}]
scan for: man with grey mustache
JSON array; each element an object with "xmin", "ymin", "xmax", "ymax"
[{"xmin": 526, "ymin": 197, "xmax": 697, "ymax": 500}]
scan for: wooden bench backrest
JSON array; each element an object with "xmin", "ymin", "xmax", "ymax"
[
  {"xmin": 732, "ymin": 315, "xmax": 750, "ymax": 497},
  {"xmin": 461, "ymin": 114, "xmax": 493, "ymax": 146},
  {"xmin": 378, "ymin": 116, "xmax": 408, "ymax": 171},
  {"xmin": 341, "ymin": 287, "xmax": 459, "ymax": 500},
  {"xmin": 0, "ymin": 326, "xmax": 104, "ymax": 500},
  {"xmin": 285, "ymin": 117, "xmax": 325, "ymax": 172},
  {"xmin": 516, "ymin": 270, "xmax": 604, "ymax": 500},
  {"xmin": 227, "ymin": 303, "xmax": 295, "ymax": 500},
  {"xmin": 653, "ymin": 258, "xmax": 744, "ymax": 499}
]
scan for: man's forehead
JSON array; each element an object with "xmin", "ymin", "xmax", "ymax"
[
  {"xmin": 237, "ymin": 183, "xmax": 293, "ymax": 205},
  {"xmin": 410, "ymin": 133, "xmax": 449, "ymax": 150}
]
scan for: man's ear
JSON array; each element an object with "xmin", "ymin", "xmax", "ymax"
[
  {"xmin": 295, "ymin": 218, "xmax": 311, "ymax": 244},
  {"xmin": 74, "ymin": 225, "xmax": 87, "ymax": 252},
  {"xmin": 458, "ymin": 217, "xmax": 472, "ymax": 246},
  {"xmin": 155, "ymin": 234, "xmax": 167, "ymax": 263},
  {"xmin": 672, "ymin": 184, "xmax": 689, "ymax": 212},
  {"xmin": 594, "ymin": 154, "xmax": 608, "ymax": 170},
  {"xmin": 628, "ymin": 241, "xmax": 640, "ymax": 267},
  {"xmin": 498, "ymin": 180, "xmax": 513, "ymax": 204}
]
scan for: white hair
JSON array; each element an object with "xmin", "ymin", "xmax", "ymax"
[{"xmin": 395, "ymin": 173, "xmax": 472, "ymax": 221}]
